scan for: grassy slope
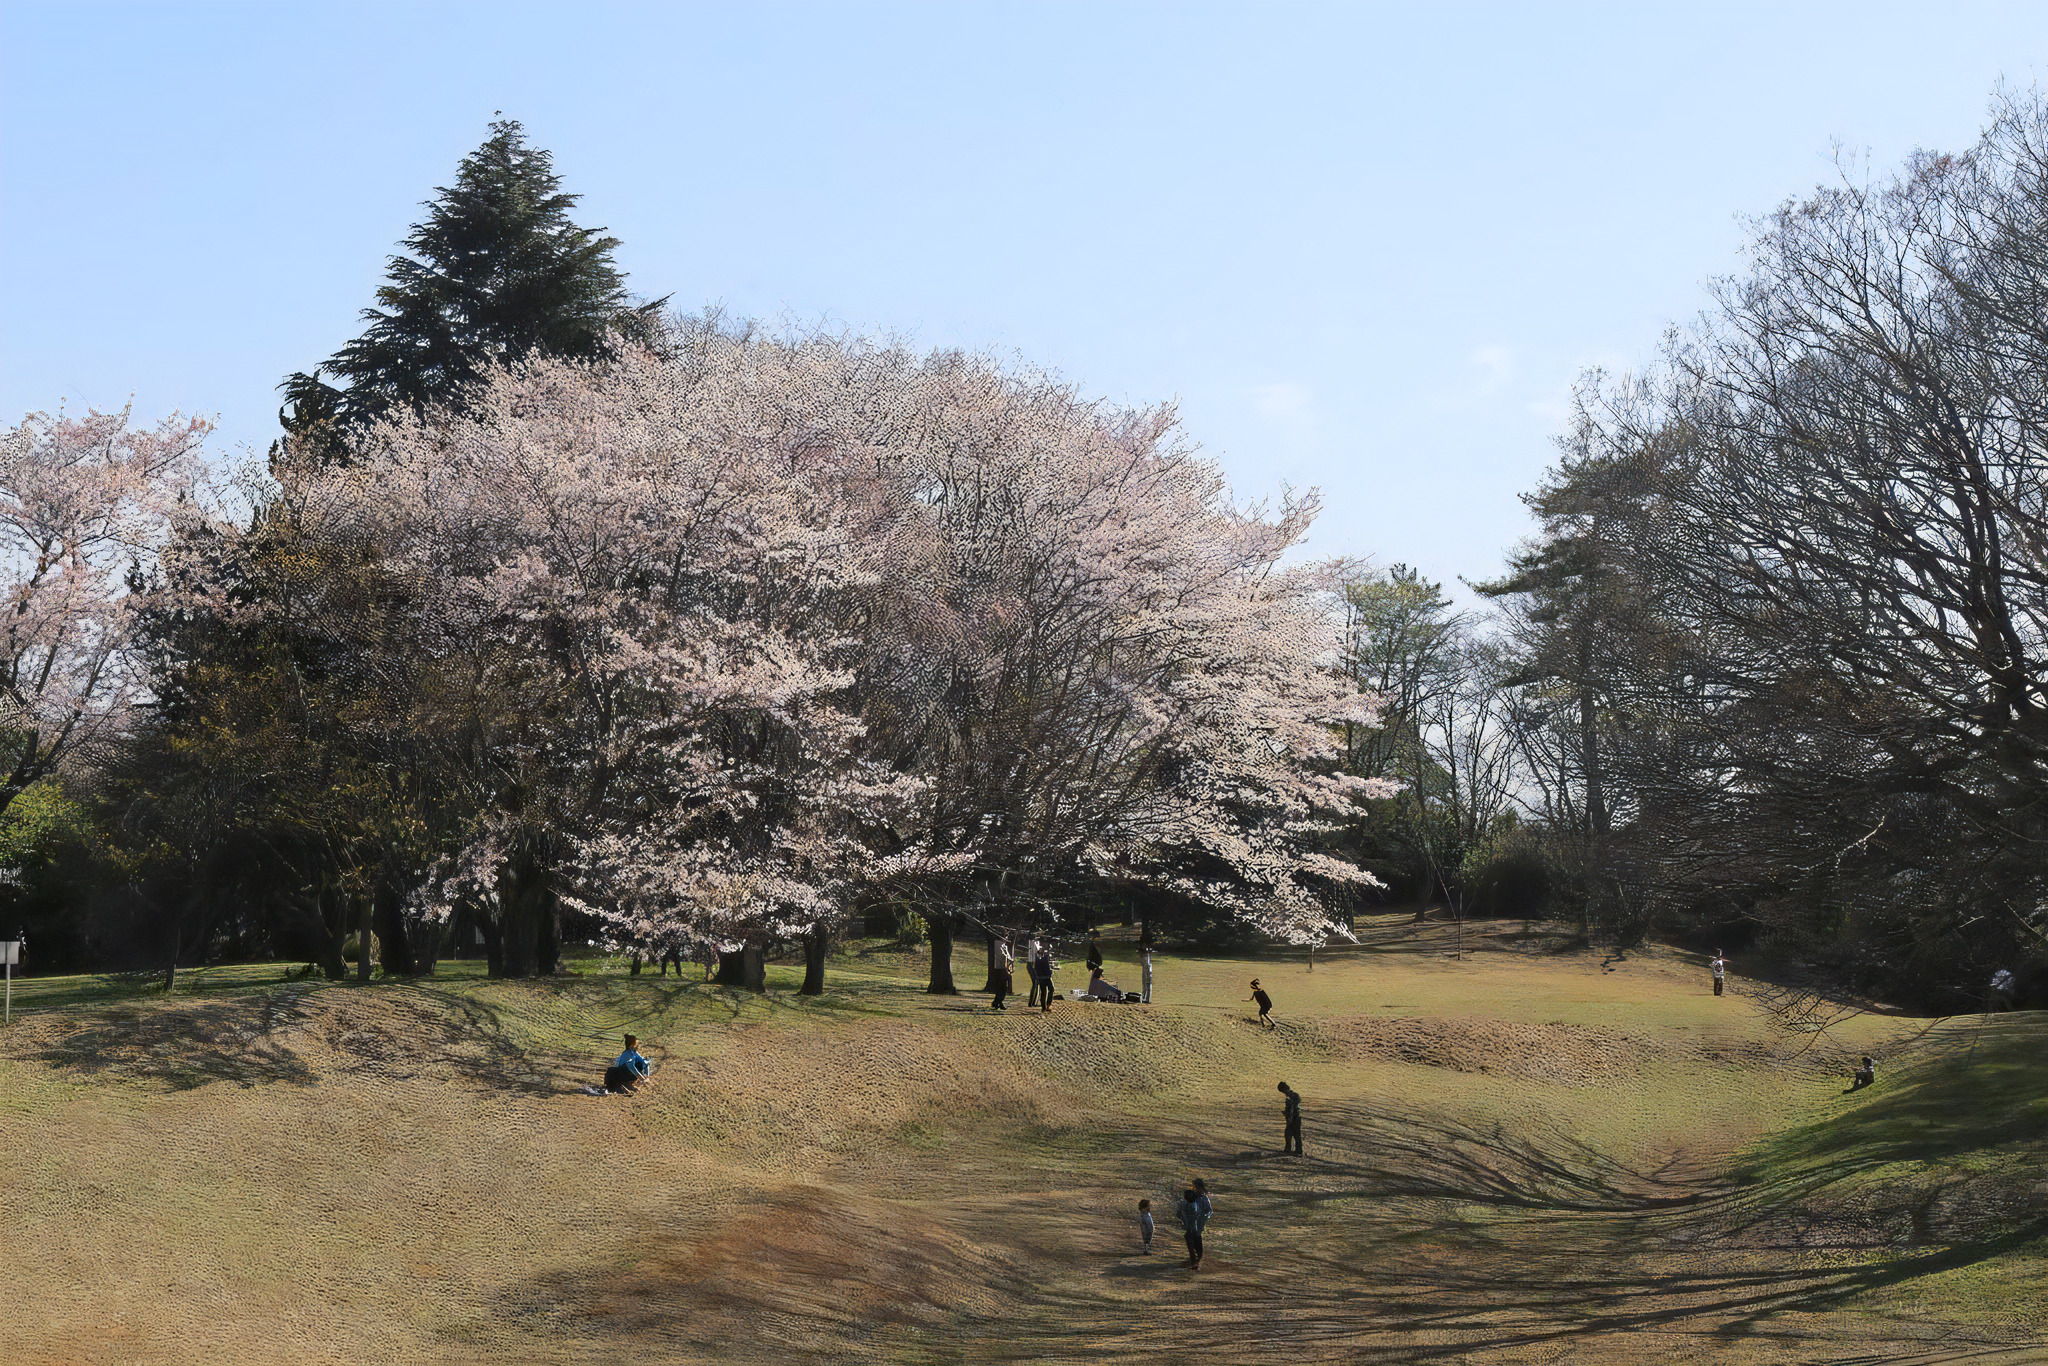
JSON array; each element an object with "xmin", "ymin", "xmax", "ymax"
[{"xmin": 0, "ymin": 923, "xmax": 2040, "ymax": 1365}]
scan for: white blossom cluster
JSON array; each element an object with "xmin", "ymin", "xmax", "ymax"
[{"xmin": 246, "ymin": 318, "xmax": 1393, "ymax": 949}]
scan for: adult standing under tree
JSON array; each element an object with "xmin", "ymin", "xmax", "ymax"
[{"xmin": 1139, "ymin": 941, "xmax": 1155, "ymax": 1004}]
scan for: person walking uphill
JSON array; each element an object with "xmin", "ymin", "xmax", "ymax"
[
  {"xmin": 1278, "ymin": 1081, "xmax": 1303, "ymax": 1156},
  {"xmin": 1248, "ymin": 979, "xmax": 1276, "ymax": 1029},
  {"xmin": 1176, "ymin": 1181, "xmax": 1214, "ymax": 1269}
]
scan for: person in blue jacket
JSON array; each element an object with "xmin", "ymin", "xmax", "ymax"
[{"xmin": 603, "ymin": 1034, "xmax": 654, "ymax": 1093}]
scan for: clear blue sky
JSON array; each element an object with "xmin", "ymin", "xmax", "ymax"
[{"xmin": 4, "ymin": 2, "xmax": 2044, "ymax": 595}]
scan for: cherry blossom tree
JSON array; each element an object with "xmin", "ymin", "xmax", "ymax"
[
  {"xmin": 262, "ymin": 316, "xmax": 1388, "ymax": 984},
  {"xmin": 0, "ymin": 407, "xmax": 209, "ymax": 816}
]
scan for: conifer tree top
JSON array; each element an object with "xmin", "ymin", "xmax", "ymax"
[{"xmin": 282, "ymin": 119, "xmax": 662, "ymax": 442}]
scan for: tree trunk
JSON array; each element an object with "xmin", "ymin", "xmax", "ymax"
[
  {"xmin": 980, "ymin": 929, "xmax": 1004, "ymax": 993},
  {"xmin": 301, "ymin": 893, "xmax": 347, "ymax": 981},
  {"xmin": 924, "ymin": 913, "xmax": 958, "ymax": 994},
  {"xmin": 630, "ymin": 954, "xmax": 643, "ymax": 976},
  {"xmin": 409, "ymin": 914, "xmax": 441, "ymax": 978},
  {"xmin": 374, "ymin": 885, "xmax": 415, "ymax": 977},
  {"xmin": 496, "ymin": 855, "xmax": 544, "ymax": 979},
  {"xmin": 537, "ymin": 883, "xmax": 562, "ymax": 976},
  {"xmin": 1579, "ymin": 684, "xmax": 1609, "ymax": 839},
  {"xmin": 742, "ymin": 941, "xmax": 766, "ymax": 993},
  {"xmin": 478, "ymin": 903, "xmax": 504, "ymax": 977},
  {"xmin": 355, "ymin": 895, "xmax": 374, "ymax": 983},
  {"xmin": 800, "ymin": 923, "xmax": 828, "ymax": 996},
  {"xmin": 162, "ymin": 918, "xmax": 181, "ymax": 993},
  {"xmin": 715, "ymin": 950, "xmax": 746, "ymax": 985}
]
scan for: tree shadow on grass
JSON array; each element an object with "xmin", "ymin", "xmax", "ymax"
[
  {"xmin": 15, "ymin": 991, "xmax": 319, "ymax": 1090},
  {"xmin": 13, "ymin": 983, "xmax": 577, "ymax": 1096},
  {"xmin": 481, "ymin": 1075, "xmax": 2047, "ymax": 1364}
]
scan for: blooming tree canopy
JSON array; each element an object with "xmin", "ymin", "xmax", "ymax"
[
  {"xmin": 0, "ymin": 407, "xmax": 208, "ymax": 815},
  {"xmin": 264, "ymin": 318, "xmax": 1388, "ymax": 965}
]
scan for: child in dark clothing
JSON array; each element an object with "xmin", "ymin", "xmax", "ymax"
[
  {"xmin": 1278, "ymin": 1080, "xmax": 1303, "ymax": 1155},
  {"xmin": 1248, "ymin": 978, "xmax": 1275, "ymax": 1029},
  {"xmin": 1137, "ymin": 1199, "xmax": 1154, "ymax": 1253}
]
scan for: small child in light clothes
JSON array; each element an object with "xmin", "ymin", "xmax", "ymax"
[{"xmin": 1138, "ymin": 1199, "xmax": 1154, "ymax": 1252}]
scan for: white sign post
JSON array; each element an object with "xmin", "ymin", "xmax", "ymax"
[{"xmin": 0, "ymin": 941, "xmax": 17, "ymax": 1025}]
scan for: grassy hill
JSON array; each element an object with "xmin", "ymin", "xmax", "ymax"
[{"xmin": 1, "ymin": 922, "xmax": 2041, "ymax": 1364}]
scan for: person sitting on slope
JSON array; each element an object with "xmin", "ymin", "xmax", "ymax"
[
  {"xmin": 604, "ymin": 1034, "xmax": 654, "ymax": 1094},
  {"xmin": 1086, "ymin": 966, "xmax": 1125, "ymax": 1001}
]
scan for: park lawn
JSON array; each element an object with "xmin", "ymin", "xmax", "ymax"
[{"xmin": 0, "ymin": 920, "xmax": 2040, "ymax": 1365}]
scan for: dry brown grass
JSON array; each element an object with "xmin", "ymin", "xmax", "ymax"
[{"xmin": 0, "ymin": 923, "xmax": 2041, "ymax": 1364}]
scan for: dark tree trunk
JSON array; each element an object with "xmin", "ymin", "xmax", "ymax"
[
  {"xmin": 355, "ymin": 895, "xmax": 375, "ymax": 983},
  {"xmin": 410, "ymin": 915, "xmax": 441, "ymax": 978},
  {"xmin": 715, "ymin": 950, "xmax": 746, "ymax": 985},
  {"xmin": 924, "ymin": 913, "xmax": 958, "ymax": 994},
  {"xmin": 630, "ymin": 954, "xmax": 643, "ymax": 976},
  {"xmin": 1579, "ymin": 683, "xmax": 1609, "ymax": 838},
  {"xmin": 496, "ymin": 854, "xmax": 548, "ymax": 979},
  {"xmin": 537, "ymin": 886, "xmax": 562, "ymax": 976},
  {"xmin": 801, "ymin": 923, "xmax": 828, "ymax": 995},
  {"xmin": 162, "ymin": 918, "xmax": 181, "ymax": 993},
  {"xmin": 300, "ymin": 893, "xmax": 347, "ymax": 981},
  {"xmin": 374, "ymin": 885, "xmax": 415, "ymax": 977},
  {"xmin": 980, "ymin": 930, "xmax": 1004, "ymax": 993},
  {"xmin": 742, "ymin": 941, "xmax": 766, "ymax": 993},
  {"xmin": 478, "ymin": 903, "xmax": 504, "ymax": 977}
]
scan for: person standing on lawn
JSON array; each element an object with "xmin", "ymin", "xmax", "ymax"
[
  {"xmin": 1033, "ymin": 941, "xmax": 1058, "ymax": 1012},
  {"xmin": 1176, "ymin": 1183, "xmax": 1212, "ymax": 1269},
  {"xmin": 1278, "ymin": 1081, "xmax": 1303, "ymax": 1156},
  {"xmin": 1710, "ymin": 950, "xmax": 1728, "ymax": 997},
  {"xmin": 990, "ymin": 946, "xmax": 1014, "ymax": 1011},
  {"xmin": 1139, "ymin": 941, "xmax": 1155, "ymax": 1004}
]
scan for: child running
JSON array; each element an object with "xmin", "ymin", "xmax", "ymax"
[{"xmin": 1248, "ymin": 978, "xmax": 1275, "ymax": 1029}]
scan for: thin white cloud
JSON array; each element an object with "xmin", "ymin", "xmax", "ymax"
[
  {"xmin": 1470, "ymin": 344, "xmax": 1516, "ymax": 395},
  {"xmin": 1247, "ymin": 381, "xmax": 1314, "ymax": 427}
]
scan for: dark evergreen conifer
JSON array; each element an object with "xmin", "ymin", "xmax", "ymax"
[{"xmin": 282, "ymin": 119, "xmax": 662, "ymax": 442}]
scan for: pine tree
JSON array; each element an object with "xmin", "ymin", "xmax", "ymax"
[{"xmin": 281, "ymin": 119, "xmax": 663, "ymax": 442}]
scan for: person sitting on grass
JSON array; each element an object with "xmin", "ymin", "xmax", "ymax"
[
  {"xmin": 1849, "ymin": 1055, "xmax": 1876, "ymax": 1091},
  {"xmin": 1086, "ymin": 966, "xmax": 1125, "ymax": 1001},
  {"xmin": 603, "ymin": 1034, "xmax": 654, "ymax": 1094}
]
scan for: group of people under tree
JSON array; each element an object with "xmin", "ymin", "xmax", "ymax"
[{"xmin": 991, "ymin": 930, "xmax": 1157, "ymax": 1012}]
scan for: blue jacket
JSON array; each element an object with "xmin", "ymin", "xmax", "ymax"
[{"xmin": 613, "ymin": 1049, "xmax": 651, "ymax": 1079}]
